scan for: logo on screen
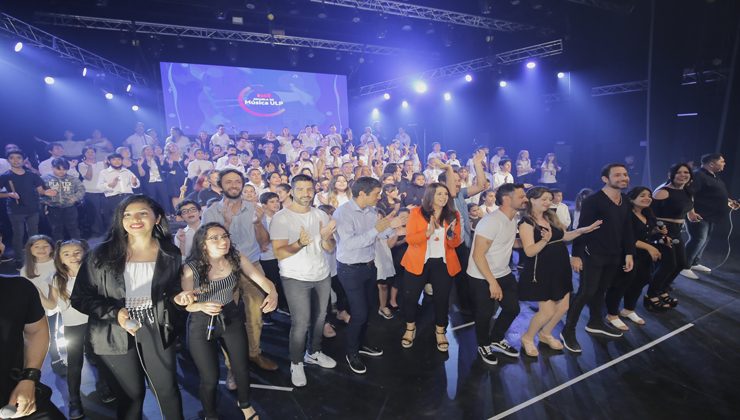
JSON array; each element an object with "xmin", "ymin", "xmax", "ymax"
[{"xmin": 238, "ymin": 86, "xmax": 286, "ymax": 117}]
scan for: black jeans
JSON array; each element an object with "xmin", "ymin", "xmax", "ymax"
[
  {"xmin": 187, "ymin": 302, "xmax": 251, "ymax": 418},
  {"xmin": 565, "ymin": 254, "xmax": 622, "ymax": 332},
  {"xmin": 650, "ymin": 222, "xmax": 687, "ymax": 296},
  {"xmin": 606, "ymin": 255, "xmax": 652, "ymax": 313},
  {"xmin": 98, "ymin": 323, "xmax": 183, "ymax": 420},
  {"xmin": 453, "ymin": 243, "xmax": 473, "ymax": 312},
  {"xmin": 402, "ymin": 258, "xmax": 453, "ymax": 328},
  {"xmin": 64, "ymin": 324, "xmax": 87, "ymax": 404},
  {"xmin": 46, "ymin": 206, "xmax": 80, "ymax": 241},
  {"xmin": 83, "ymin": 192, "xmax": 105, "ymax": 237},
  {"xmin": 469, "ymin": 273, "xmax": 520, "ymax": 346},
  {"xmin": 685, "ymin": 219, "xmax": 715, "ymax": 267},
  {"xmin": 337, "ymin": 262, "xmax": 377, "ymax": 356},
  {"xmin": 261, "ymin": 258, "xmax": 288, "ymax": 311},
  {"xmin": 8, "ymin": 212, "xmax": 39, "ymax": 262}
]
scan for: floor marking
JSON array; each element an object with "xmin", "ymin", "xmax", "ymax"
[
  {"xmin": 450, "ymin": 321, "xmax": 475, "ymax": 332},
  {"xmin": 490, "ymin": 322, "xmax": 695, "ymax": 420},
  {"xmin": 218, "ymin": 381, "xmax": 294, "ymax": 392}
]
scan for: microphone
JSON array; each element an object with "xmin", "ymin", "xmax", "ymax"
[
  {"xmin": 0, "ymin": 404, "xmax": 17, "ymax": 418},
  {"xmin": 124, "ymin": 319, "xmax": 142, "ymax": 330}
]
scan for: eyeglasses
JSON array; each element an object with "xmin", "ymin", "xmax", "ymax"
[
  {"xmin": 180, "ymin": 207, "xmax": 199, "ymax": 215},
  {"xmin": 206, "ymin": 233, "xmax": 231, "ymax": 242}
]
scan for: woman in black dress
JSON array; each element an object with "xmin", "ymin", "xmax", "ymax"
[{"xmin": 518, "ymin": 187, "xmax": 601, "ymax": 357}]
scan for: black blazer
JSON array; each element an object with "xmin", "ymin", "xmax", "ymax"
[
  {"xmin": 71, "ymin": 243, "xmax": 183, "ymax": 355},
  {"xmin": 137, "ymin": 156, "xmax": 166, "ymax": 190}
]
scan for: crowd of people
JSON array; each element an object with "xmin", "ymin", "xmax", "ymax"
[{"xmin": 0, "ymin": 121, "xmax": 737, "ymax": 420}]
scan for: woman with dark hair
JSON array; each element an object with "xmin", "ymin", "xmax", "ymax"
[
  {"xmin": 377, "ymin": 183, "xmax": 401, "ymax": 216},
  {"xmin": 71, "ymin": 194, "xmax": 189, "ymax": 420},
  {"xmin": 401, "ymin": 173, "xmax": 426, "ymax": 207},
  {"xmin": 136, "ymin": 145, "xmax": 171, "ymax": 214},
  {"xmin": 327, "ymin": 174, "xmax": 352, "ymax": 208},
  {"xmin": 650, "ymin": 163, "xmax": 694, "ymax": 293},
  {"xmin": 605, "ymin": 187, "xmax": 665, "ymax": 327},
  {"xmin": 517, "ymin": 187, "xmax": 601, "ymax": 356},
  {"xmin": 181, "ymin": 222, "xmax": 277, "ymax": 419},
  {"xmin": 400, "ymin": 183, "xmax": 461, "ymax": 351}
]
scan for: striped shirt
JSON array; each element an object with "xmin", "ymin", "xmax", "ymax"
[{"xmin": 188, "ymin": 262, "xmax": 238, "ymax": 305}]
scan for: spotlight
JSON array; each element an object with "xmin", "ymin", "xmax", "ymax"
[
  {"xmin": 499, "ymin": 80, "xmax": 507, "ymax": 87},
  {"xmin": 104, "ymin": 92, "xmax": 113, "ymax": 100},
  {"xmin": 401, "ymin": 100, "xmax": 409, "ymax": 108},
  {"xmin": 443, "ymin": 92, "xmax": 452, "ymax": 101},
  {"xmin": 14, "ymin": 42, "xmax": 23, "ymax": 52},
  {"xmin": 126, "ymin": 84, "xmax": 132, "ymax": 93},
  {"xmin": 413, "ymin": 80, "xmax": 428, "ymax": 94},
  {"xmin": 464, "ymin": 74, "xmax": 473, "ymax": 82},
  {"xmin": 44, "ymin": 76, "xmax": 55, "ymax": 85},
  {"xmin": 82, "ymin": 67, "xmax": 88, "ymax": 77},
  {"xmin": 526, "ymin": 61, "xmax": 536, "ymax": 69},
  {"xmin": 557, "ymin": 72, "xmax": 565, "ymax": 79},
  {"xmin": 372, "ymin": 108, "xmax": 379, "ymax": 116},
  {"xmin": 383, "ymin": 93, "xmax": 391, "ymax": 100},
  {"xmin": 131, "ymin": 105, "xmax": 140, "ymax": 111},
  {"xmin": 267, "ymin": 13, "xmax": 275, "ymax": 21}
]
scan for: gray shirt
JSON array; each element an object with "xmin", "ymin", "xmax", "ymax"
[
  {"xmin": 201, "ymin": 199, "xmax": 260, "ymax": 263},
  {"xmin": 455, "ymin": 187, "xmax": 472, "ymax": 247},
  {"xmin": 333, "ymin": 198, "xmax": 388, "ymax": 264}
]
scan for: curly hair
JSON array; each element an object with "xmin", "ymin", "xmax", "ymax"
[{"xmin": 185, "ymin": 222, "xmax": 242, "ymax": 294}]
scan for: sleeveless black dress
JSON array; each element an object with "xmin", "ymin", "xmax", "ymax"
[{"xmin": 517, "ymin": 219, "xmax": 573, "ymax": 301}]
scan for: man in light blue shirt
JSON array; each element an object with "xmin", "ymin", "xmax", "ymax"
[{"xmin": 333, "ymin": 177, "xmax": 406, "ymax": 374}]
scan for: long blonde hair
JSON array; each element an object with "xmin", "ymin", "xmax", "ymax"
[{"xmin": 22, "ymin": 235, "xmax": 54, "ymax": 279}]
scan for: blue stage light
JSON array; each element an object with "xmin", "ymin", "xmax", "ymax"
[
  {"xmin": 44, "ymin": 76, "xmax": 55, "ymax": 85},
  {"xmin": 14, "ymin": 42, "xmax": 23, "ymax": 52}
]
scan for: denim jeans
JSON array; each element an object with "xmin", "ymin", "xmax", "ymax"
[
  {"xmin": 8, "ymin": 212, "xmax": 39, "ymax": 262},
  {"xmin": 47, "ymin": 206, "xmax": 80, "ymax": 241},
  {"xmin": 685, "ymin": 220, "xmax": 715, "ymax": 267},
  {"xmin": 337, "ymin": 262, "xmax": 377, "ymax": 356},
  {"xmin": 281, "ymin": 276, "xmax": 331, "ymax": 363}
]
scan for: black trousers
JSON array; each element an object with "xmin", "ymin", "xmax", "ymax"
[
  {"xmin": 64, "ymin": 324, "xmax": 87, "ymax": 403},
  {"xmin": 565, "ymin": 254, "xmax": 621, "ymax": 332},
  {"xmin": 261, "ymin": 258, "xmax": 288, "ymax": 311},
  {"xmin": 650, "ymin": 222, "xmax": 687, "ymax": 296},
  {"xmin": 402, "ymin": 258, "xmax": 453, "ymax": 327},
  {"xmin": 605, "ymin": 255, "xmax": 652, "ymax": 314},
  {"xmin": 187, "ymin": 303, "xmax": 251, "ymax": 418},
  {"xmin": 98, "ymin": 323, "xmax": 183, "ymax": 420},
  {"xmin": 469, "ymin": 273, "xmax": 520, "ymax": 346},
  {"xmin": 453, "ymin": 243, "xmax": 473, "ymax": 312},
  {"xmin": 46, "ymin": 206, "xmax": 80, "ymax": 241},
  {"xmin": 83, "ymin": 192, "xmax": 105, "ymax": 237},
  {"xmin": 337, "ymin": 262, "xmax": 377, "ymax": 356}
]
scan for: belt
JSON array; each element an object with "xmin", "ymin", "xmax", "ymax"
[{"xmin": 343, "ymin": 261, "xmax": 375, "ymax": 267}]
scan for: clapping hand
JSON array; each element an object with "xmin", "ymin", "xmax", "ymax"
[
  {"xmin": 298, "ymin": 226, "xmax": 312, "ymax": 247},
  {"xmin": 319, "ymin": 220, "xmax": 337, "ymax": 241}
]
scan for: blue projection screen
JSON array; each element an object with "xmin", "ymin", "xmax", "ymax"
[{"xmin": 159, "ymin": 62, "xmax": 349, "ymax": 135}]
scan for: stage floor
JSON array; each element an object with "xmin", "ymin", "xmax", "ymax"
[{"xmin": 6, "ymin": 250, "xmax": 738, "ymax": 420}]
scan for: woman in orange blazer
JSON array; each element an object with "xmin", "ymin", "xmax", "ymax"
[{"xmin": 400, "ymin": 182, "xmax": 462, "ymax": 351}]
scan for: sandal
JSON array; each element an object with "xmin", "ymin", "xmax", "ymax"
[
  {"xmin": 401, "ymin": 327, "xmax": 416, "ymax": 348},
  {"xmin": 435, "ymin": 328, "xmax": 449, "ymax": 352},
  {"xmin": 660, "ymin": 293, "xmax": 678, "ymax": 308},
  {"xmin": 606, "ymin": 316, "xmax": 629, "ymax": 331},
  {"xmin": 619, "ymin": 310, "xmax": 645, "ymax": 325},
  {"xmin": 521, "ymin": 336, "xmax": 539, "ymax": 357},
  {"xmin": 537, "ymin": 333, "xmax": 564, "ymax": 350},
  {"xmin": 643, "ymin": 296, "xmax": 670, "ymax": 312},
  {"xmin": 241, "ymin": 403, "xmax": 259, "ymax": 420},
  {"xmin": 378, "ymin": 307, "xmax": 394, "ymax": 320}
]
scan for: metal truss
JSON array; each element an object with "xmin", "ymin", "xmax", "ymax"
[
  {"xmin": 35, "ymin": 13, "xmax": 403, "ymax": 56},
  {"xmin": 566, "ymin": 0, "xmax": 635, "ymax": 14},
  {"xmin": 358, "ymin": 39, "xmax": 562, "ymax": 96},
  {"xmin": 591, "ymin": 70, "xmax": 727, "ymax": 97},
  {"xmin": 0, "ymin": 13, "xmax": 146, "ymax": 86},
  {"xmin": 309, "ymin": 0, "xmax": 534, "ymax": 32}
]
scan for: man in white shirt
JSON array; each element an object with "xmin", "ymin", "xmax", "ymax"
[
  {"xmin": 427, "ymin": 142, "xmax": 446, "ymax": 162},
  {"xmin": 187, "ymin": 148, "xmax": 215, "ymax": 179},
  {"xmin": 359, "ymin": 127, "xmax": 378, "ymax": 147},
  {"xmin": 395, "ymin": 127, "xmax": 411, "ymax": 147},
  {"xmin": 325, "ymin": 125, "xmax": 343, "ymax": 148},
  {"xmin": 210, "ymin": 124, "xmax": 232, "ymax": 149},
  {"xmin": 490, "ymin": 147, "xmax": 506, "ymax": 174},
  {"xmin": 123, "ymin": 122, "xmax": 153, "ymax": 159},
  {"xmin": 492, "ymin": 158, "xmax": 515, "ymax": 190},
  {"xmin": 468, "ymin": 183, "xmax": 527, "ymax": 365},
  {"xmin": 215, "ymin": 146, "xmax": 239, "ymax": 170},
  {"xmin": 77, "ymin": 147, "xmax": 107, "ymax": 237},
  {"xmin": 550, "ymin": 188, "xmax": 572, "ymax": 229},
  {"xmin": 38, "ymin": 143, "xmax": 79, "ymax": 178},
  {"xmin": 270, "ymin": 174, "xmax": 338, "ymax": 387},
  {"xmin": 174, "ymin": 200, "xmax": 201, "ymax": 257},
  {"xmin": 97, "ymin": 153, "xmax": 140, "ymax": 228},
  {"xmin": 246, "ymin": 168, "xmax": 267, "ymax": 197},
  {"xmin": 423, "ymin": 158, "xmax": 443, "ymax": 183}
]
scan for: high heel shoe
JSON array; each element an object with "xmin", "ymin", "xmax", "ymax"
[
  {"xmin": 435, "ymin": 328, "xmax": 449, "ymax": 352},
  {"xmin": 537, "ymin": 333, "xmax": 564, "ymax": 351},
  {"xmin": 521, "ymin": 336, "xmax": 539, "ymax": 357},
  {"xmin": 401, "ymin": 327, "xmax": 416, "ymax": 348},
  {"xmin": 643, "ymin": 296, "xmax": 669, "ymax": 312}
]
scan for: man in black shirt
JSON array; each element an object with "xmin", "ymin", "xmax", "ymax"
[
  {"xmin": 682, "ymin": 154, "xmax": 739, "ymax": 278},
  {"xmin": 562, "ymin": 163, "xmax": 635, "ymax": 353},
  {"xmin": 0, "ymin": 275, "xmax": 64, "ymax": 419}
]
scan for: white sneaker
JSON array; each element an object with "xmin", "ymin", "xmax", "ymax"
[
  {"xmin": 680, "ymin": 269, "xmax": 699, "ymax": 279},
  {"xmin": 304, "ymin": 351, "xmax": 337, "ymax": 369},
  {"xmin": 290, "ymin": 362, "xmax": 307, "ymax": 387},
  {"xmin": 691, "ymin": 264, "xmax": 711, "ymax": 273}
]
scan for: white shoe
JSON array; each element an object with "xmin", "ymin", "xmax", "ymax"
[
  {"xmin": 290, "ymin": 362, "xmax": 307, "ymax": 387},
  {"xmin": 304, "ymin": 351, "xmax": 337, "ymax": 369},
  {"xmin": 680, "ymin": 269, "xmax": 699, "ymax": 279},
  {"xmin": 691, "ymin": 264, "xmax": 711, "ymax": 273}
]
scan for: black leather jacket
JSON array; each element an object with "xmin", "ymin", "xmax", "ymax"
[{"xmin": 71, "ymin": 243, "xmax": 183, "ymax": 355}]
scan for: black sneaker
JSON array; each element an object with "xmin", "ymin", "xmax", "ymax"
[
  {"xmin": 346, "ymin": 354, "xmax": 367, "ymax": 374},
  {"xmin": 99, "ymin": 388, "xmax": 116, "ymax": 404},
  {"xmin": 68, "ymin": 401, "xmax": 84, "ymax": 420},
  {"xmin": 358, "ymin": 345, "xmax": 383, "ymax": 357},
  {"xmin": 585, "ymin": 321, "xmax": 624, "ymax": 338},
  {"xmin": 560, "ymin": 331, "xmax": 582, "ymax": 353},
  {"xmin": 477, "ymin": 345, "xmax": 498, "ymax": 365},
  {"xmin": 489, "ymin": 339, "xmax": 520, "ymax": 357}
]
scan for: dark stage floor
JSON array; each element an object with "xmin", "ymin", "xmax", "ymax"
[{"xmin": 4, "ymin": 246, "xmax": 739, "ymax": 420}]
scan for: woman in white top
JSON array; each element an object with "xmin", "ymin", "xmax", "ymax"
[
  {"xmin": 516, "ymin": 150, "xmax": 536, "ymax": 184},
  {"xmin": 276, "ymin": 127, "xmax": 294, "ymax": 156},
  {"xmin": 326, "ymin": 175, "xmax": 352, "ymax": 209},
  {"xmin": 539, "ymin": 152, "xmax": 561, "ymax": 186},
  {"xmin": 78, "ymin": 146, "xmax": 108, "ymax": 237}
]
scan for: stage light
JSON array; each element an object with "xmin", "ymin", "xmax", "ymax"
[
  {"xmin": 82, "ymin": 67, "xmax": 88, "ymax": 77},
  {"xmin": 44, "ymin": 76, "xmax": 55, "ymax": 85},
  {"xmin": 401, "ymin": 100, "xmax": 409, "ymax": 108},
  {"xmin": 443, "ymin": 92, "xmax": 452, "ymax": 101},
  {"xmin": 526, "ymin": 61, "xmax": 536, "ymax": 69},
  {"xmin": 499, "ymin": 80, "xmax": 507, "ymax": 87},
  {"xmin": 126, "ymin": 84, "xmax": 132, "ymax": 92},
  {"xmin": 557, "ymin": 72, "xmax": 565, "ymax": 79},
  {"xmin": 383, "ymin": 93, "xmax": 391, "ymax": 100},
  {"xmin": 105, "ymin": 92, "xmax": 114, "ymax": 100},
  {"xmin": 413, "ymin": 80, "xmax": 428, "ymax": 94},
  {"xmin": 14, "ymin": 42, "xmax": 23, "ymax": 52},
  {"xmin": 132, "ymin": 105, "xmax": 140, "ymax": 111},
  {"xmin": 465, "ymin": 74, "xmax": 473, "ymax": 82},
  {"xmin": 372, "ymin": 108, "xmax": 379, "ymax": 116}
]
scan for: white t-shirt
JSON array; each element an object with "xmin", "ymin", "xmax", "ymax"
[
  {"xmin": 210, "ymin": 133, "xmax": 232, "ymax": 149},
  {"xmin": 39, "ymin": 158, "xmax": 79, "ymax": 179},
  {"xmin": 124, "ymin": 134, "xmax": 153, "ymax": 159},
  {"xmin": 187, "ymin": 159, "xmax": 214, "ymax": 178},
  {"xmin": 174, "ymin": 225, "xmax": 197, "ymax": 257},
  {"xmin": 467, "ymin": 210, "xmax": 517, "ymax": 279},
  {"xmin": 426, "ymin": 226, "xmax": 446, "ymax": 259},
  {"xmin": 493, "ymin": 172, "xmax": 514, "ymax": 190},
  {"xmin": 21, "ymin": 260, "xmax": 58, "ymax": 315},
  {"xmin": 54, "ymin": 277, "xmax": 88, "ymax": 326},
  {"xmin": 269, "ymin": 207, "xmax": 331, "ymax": 281},
  {"xmin": 551, "ymin": 203, "xmax": 571, "ymax": 229},
  {"xmin": 77, "ymin": 160, "xmax": 106, "ymax": 193}
]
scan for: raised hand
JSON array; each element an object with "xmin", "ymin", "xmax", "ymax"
[
  {"xmin": 578, "ymin": 220, "xmax": 603, "ymax": 235},
  {"xmin": 319, "ymin": 219, "xmax": 337, "ymax": 241}
]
